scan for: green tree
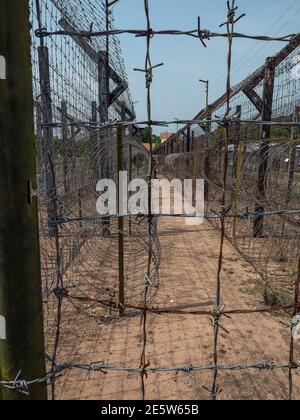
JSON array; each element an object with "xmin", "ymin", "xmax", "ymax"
[{"xmin": 141, "ymin": 127, "xmax": 161, "ymax": 145}]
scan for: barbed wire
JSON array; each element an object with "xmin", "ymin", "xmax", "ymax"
[
  {"xmin": 40, "ymin": 118, "xmax": 300, "ymax": 129},
  {"xmin": 34, "ymin": 26, "xmax": 299, "ymax": 44},
  {"xmin": 46, "ymin": 209, "xmax": 300, "ymax": 230},
  {"xmin": 1, "ymin": 359, "xmax": 299, "ymax": 396},
  {"xmin": 3, "ymin": 0, "xmax": 298, "ymax": 400},
  {"xmin": 158, "ymin": 0, "xmax": 300, "ymax": 401},
  {"xmin": 65, "ymin": 293, "xmax": 300, "ymax": 317}
]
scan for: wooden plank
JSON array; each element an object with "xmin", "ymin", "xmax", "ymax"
[
  {"xmin": 59, "ymin": 19, "xmax": 129, "ymax": 115},
  {"xmin": 98, "ymin": 51, "xmax": 109, "ymax": 123},
  {"xmin": 242, "ymin": 87, "xmax": 263, "ymax": 113}
]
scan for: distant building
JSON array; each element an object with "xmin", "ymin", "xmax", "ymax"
[{"xmin": 160, "ymin": 131, "xmax": 174, "ymax": 143}]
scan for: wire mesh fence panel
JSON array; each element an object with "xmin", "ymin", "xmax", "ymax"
[{"xmin": 1, "ymin": 0, "xmax": 300, "ymax": 401}]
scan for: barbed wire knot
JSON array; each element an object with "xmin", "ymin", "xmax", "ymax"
[
  {"xmin": 218, "ymin": 205, "xmax": 231, "ymax": 218},
  {"xmin": 89, "ymin": 362, "xmax": 107, "ymax": 374},
  {"xmin": 136, "ymin": 28, "xmax": 154, "ymax": 39},
  {"xmin": 146, "ymin": 69, "xmax": 153, "ymax": 88},
  {"xmin": 197, "ymin": 17, "xmax": 211, "ymax": 47},
  {"xmin": 140, "ymin": 361, "xmax": 151, "ymax": 379},
  {"xmin": 261, "ymin": 361, "xmax": 275, "ymax": 371},
  {"xmin": 35, "ymin": 27, "xmax": 48, "ymax": 38},
  {"xmin": 181, "ymin": 364, "xmax": 193, "ymax": 374},
  {"xmin": 54, "ymin": 287, "xmax": 69, "ymax": 300},
  {"xmin": 144, "ymin": 274, "xmax": 153, "ymax": 287},
  {"xmin": 55, "ymin": 363, "xmax": 72, "ymax": 374},
  {"xmin": 289, "ymin": 362, "xmax": 299, "ymax": 370},
  {"xmin": 2, "ymin": 371, "xmax": 29, "ymax": 396},
  {"xmin": 213, "ymin": 304, "xmax": 225, "ymax": 322},
  {"xmin": 220, "ymin": 1, "xmax": 246, "ymax": 28}
]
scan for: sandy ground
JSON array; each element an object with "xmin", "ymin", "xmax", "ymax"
[{"xmin": 51, "ymin": 216, "xmax": 300, "ymax": 400}]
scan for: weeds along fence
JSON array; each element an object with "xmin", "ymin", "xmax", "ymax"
[
  {"xmin": 159, "ymin": 36, "xmax": 300, "ymax": 309},
  {"xmin": 1, "ymin": 0, "xmax": 300, "ymax": 401}
]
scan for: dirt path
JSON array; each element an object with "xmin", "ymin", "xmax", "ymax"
[{"xmin": 54, "ymin": 217, "xmax": 300, "ymax": 400}]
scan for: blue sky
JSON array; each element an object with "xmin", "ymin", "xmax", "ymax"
[{"xmin": 113, "ymin": 0, "xmax": 300, "ymax": 132}]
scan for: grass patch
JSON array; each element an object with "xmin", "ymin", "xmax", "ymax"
[{"xmin": 263, "ymin": 287, "xmax": 290, "ymax": 307}]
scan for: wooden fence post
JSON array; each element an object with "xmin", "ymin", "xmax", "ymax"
[
  {"xmin": 61, "ymin": 101, "xmax": 68, "ymax": 194},
  {"xmin": 0, "ymin": 0, "xmax": 47, "ymax": 400},
  {"xmin": 117, "ymin": 104, "xmax": 126, "ymax": 316},
  {"xmin": 253, "ymin": 57, "xmax": 276, "ymax": 238}
]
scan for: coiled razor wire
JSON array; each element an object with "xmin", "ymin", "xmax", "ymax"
[{"xmin": 3, "ymin": 0, "xmax": 299, "ymax": 401}]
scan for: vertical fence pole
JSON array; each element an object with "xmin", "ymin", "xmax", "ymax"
[
  {"xmin": 117, "ymin": 104, "xmax": 126, "ymax": 316},
  {"xmin": 91, "ymin": 101, "xmax": 98, "ymax": 133},
  {"xmin": 280, "ymin": 106, "xmax": 300, "ymax": 253},
  {"xmin": 232, "ymin": 105, "xmax": 242, "ymax": 181},
  {"xmin": 36, "ymin": 101, "xmax": 43, "ymax": 167},
  {"xmin": 98, "ymin": 51, "xmax": 109, "ymax": 124},
  {"xmin": 78, "ymin": 187, "xmax": 83, "ymax": 229},
  {"xmin": 204, "ymin": 113, "xmax": 212, "ymax": 201},
  {"xmin": 186, "ymin": 126, "xmax": 191, "ymax": 153},
  {"xmin": 286, "ymin": 106, "xmax": 300, "ymax": 204},
  {"xmin": 191, "ymin": 130, "xmax": 195, "ymax": 152},
  {"xmin": 61, "ymin": 101, "xmax": 68, "ymax": 194},
  {"xmin": 0, "ymin": 0, "xmax": 47, "ymax": 400},
  {"xmin": 253, "ymin": 57, "xmax": 276, "ymax": 238},
  {"xmin": 90, "ymin": 100, "xmax": 98, "ymax": 178},
  {"xmin": 192, "ymin": 154, "xmax": 197, "ymax": 207},
  {"xmin": 98, "ymin": 51, "xmax": 111, "ymax": 236},
  {"xmin": 232, "ymin": 106, "xmax": 243, "ymax": 240},
  {"xmin": 128, "ymin": 132, "xmax": 133, "ymax": 236},
  {"xmin": 38, "ymin": 44, "xmax": 56, "ymax": 235},
  {"xmin": 70, "ymin": 124, "xmax": 76, "ymax": 180},
  {"xmin": 289, "ymin": 256, "xmax": 300, "ymax": 400}
]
